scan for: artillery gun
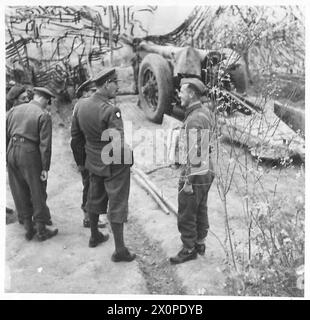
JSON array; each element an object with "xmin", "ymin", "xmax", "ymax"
[
  {"xmin": 134, "ymin": 41, "xmax": 304, "ymax": 162},
  {"xmin": 135, "ymin": 40, "xmax": 259, "ymax": 123}
]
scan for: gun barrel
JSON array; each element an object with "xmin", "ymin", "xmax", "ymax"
[
  {"xmin": 137, "ymin": 40, "xmax": 208, "ymax": 61},
  {"xmin": 224, "ymin": 90, "xmax": 263, "ymax": 114}
]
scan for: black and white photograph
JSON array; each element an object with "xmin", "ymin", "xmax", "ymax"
[{"xmin": 2, "ymin": 1, "xmax": 308, "ymax": 299}]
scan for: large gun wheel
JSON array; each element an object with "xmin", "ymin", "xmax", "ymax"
[{"xmin": 138, "ymin": 54, "xmax": 173, "ymax": 123}]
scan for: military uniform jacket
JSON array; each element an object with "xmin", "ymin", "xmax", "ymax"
[
  {"xmin": 181, "ymin": 101, "xmax": 215, "ymax": 183},
  {"xmin": 70, "ymin": 101, "xmax": 86, "ymax": 167},
  {"xmin": 71, "ymin": 91, "xmax": 127, "ymax": 177},
  {"xmin": 6, "ymin": 100, "xmax": 52, "ymax": 171}
]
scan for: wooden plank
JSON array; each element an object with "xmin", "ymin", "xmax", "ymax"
[
  {"xmin": 132, "ymin": 172, "xmax": 170, "ymax": 215},
  {"xmin": 132, "ymin": 166, "xmax": 178, "ymax": 216}
]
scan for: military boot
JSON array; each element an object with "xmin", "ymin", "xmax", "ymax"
[
  {"xmin": 24, "ymin": 218, "xmax": 36, "ymax": 241},
  {"xmin": 170, "ymin": 247, "xmax": 197, "ymax": 264},
  {"xmin": 45, "ymin": 219, "xmax": 53, "ymax": 226},
  {"xmin": 88, "ymin": 212, "xmax": 109, "ymax": 247},
  {"xmin": 111, "ymin": 247, "xmax": 136, "ymax": 262},
  {"xmin": 6, "ymin": 207, "xmax": 14, "ymax": 215},
  {"xmin": 195, "ymin": 243, "xmax": 206, "ymax": 255},
  {"xmin": 110, "ymin": 222, "xmax": 136, "ymax": 262},
  {"xmin": 89, "ymin": 231, "xmax": 109, "ymax": 248},
  {"xmin": 35, "ymin": 222, "xmax": 58, "ymax": 242}
]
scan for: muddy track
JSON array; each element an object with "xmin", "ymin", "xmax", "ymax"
[
  {"xmin": 5, "ymin": 117, "xmax": 188, "ymax": 294},
  {"xmin": 7, "ymin": 95, "xmax": 303, "ymax": 296},
  {"xmin": 127, "ymin": 216, "xmax": 187, "ymax": 295}
]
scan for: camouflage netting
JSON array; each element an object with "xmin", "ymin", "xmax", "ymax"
[
  {"xmin": 5, "ymin": 5, "xmax": 159, "ymax": 93},
  {"xmin": 6, "ymin": 5, "xmax": 305, "ymax": 97}
]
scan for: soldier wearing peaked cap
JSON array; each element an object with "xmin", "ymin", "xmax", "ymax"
[
  {"xmin": 170, "ymin": 77, "xmax": 215, "ymax": 264},
  {"xmin": 71, "ymin": 79, "xmax": 107, "ymax": 229},
  {"xmin": 71, "ymin": 68, "xmax": 136, "ymax": 262},
  {"xmin": 6, "ymin": 86, "xmax": 58, "ymax": 241},
  {"xmin": 75, "ymin": 79, "xmax": 96, "ymax": 99},
  {"xmin": 91, "ymin": 68, "xmax": 117, "ymax": 84},
  {"xmin": 33, "ymin": 87, "xmax": 56, "ymax": 97}
]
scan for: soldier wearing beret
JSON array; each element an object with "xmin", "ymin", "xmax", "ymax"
[
  {"xmin": 71, "ymin": 68, "xmax": 136, "ymax": 262},
  {"xmin": 6, "ymin": 87, "xmax": 58, "ymax": 241},
  {"xmin": 71, "ymin": 79, "xmax": 107, "ymax": 229},
  {"xmin": 170, "ymin": 77, "xmax": 215, "ymax": 264},
  {"xmin": 6, "ymin": 84, "xmax": 29, "ymax": 111}
]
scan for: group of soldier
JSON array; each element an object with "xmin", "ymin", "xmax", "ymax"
[{"xmin": 6, "ymin": 68, "xmax": 215, "ymax": 265}]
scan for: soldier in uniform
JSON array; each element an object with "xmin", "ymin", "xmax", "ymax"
[
  {"xmin": 75, "ymin": 79, "xmax": 95, "ymax": 99},
  {"xmin": 6, "ymin": 87, "xmax": 58, "ymax": 241},
  {"xmin": 6, "ymin": 84, "xmax": 29, "ymax": 219},
  {"xmin": 6, "ymin": 85, "xmax": 53, "ymax": 226},
  {"xmin": 71, "ymin": 79, "xmax": 107, "ymax": 229},
  {"xmin": 6, "ymin": 84, "xmax": 29, "ymax": 111},
  {"xmin": 71, "ymin": 68, "xmax": 136, "ymax": 262},
  {"xmin": 170, "ymin": 78, "xmax": 215, "ymax": 264}
]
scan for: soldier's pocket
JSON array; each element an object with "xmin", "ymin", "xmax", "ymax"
[
  {"xmin": 23, "ymin": 146, "xmax": 41, "ymax": 167},
  {"xmin": 24, "ymin": 145, "xmax": 38, "ymax": 153}
]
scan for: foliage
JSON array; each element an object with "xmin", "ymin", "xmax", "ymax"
[
  {"xmin": 213, "ymin": 60, "xmax": 305, "ymax": 296},
  {"xmin": 215, "ymin": 128, "xmax": 305, "ymax": 296},
  {"xmin": 214, "ymin": 115, "xmax": 305, "ymax": 296},
  {"xmin": 225, "ymin": 190, "xmax": 305, "ymax": 297},
  {"xmin": 199, "ymin": 6, "xmax": 305, "ymax": 82}
]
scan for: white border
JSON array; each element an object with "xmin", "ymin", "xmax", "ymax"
[{"xmin": 1, "ymin": 0, "xmax": 309, "ymax": 301}]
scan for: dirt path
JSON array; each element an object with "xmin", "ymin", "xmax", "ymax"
[
  {"xmin": 6, "ymin": 127, "xmax": 147, "ymax": 294},
  {"xmin": 6, "ymin": 95, "xmax": 303, "ymax": 296},
  {"xmin": 5, "ymin": 101, "xmax": 190, "ymax": 295}
]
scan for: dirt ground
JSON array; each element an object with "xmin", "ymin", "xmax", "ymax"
[{"xmin": 5, "ymin": 95, "xmax": 304, "ymax": 296}]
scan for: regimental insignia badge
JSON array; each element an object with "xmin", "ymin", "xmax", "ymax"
[{"xmin": 116, "ymin": 111, "xmax": 121, "ymax": 118}]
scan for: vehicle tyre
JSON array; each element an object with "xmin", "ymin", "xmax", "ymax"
[{"xmin": 138, "ymin": 54, "xmax": 174, "ymax": 123}]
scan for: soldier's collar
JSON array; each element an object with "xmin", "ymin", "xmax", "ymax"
[
  {"xmin": 94, "ymin": 91, "xmax": 109, "ymax": 101},
  {"xmin": 93, "ymin": 92, "xmax": 114, "ymax": 105},
  {"xmin": 32, "ymin": 100, "xmax": 41, "ymax": 106},
  {"xmin": 185, "ymin": 101, "xmax": 202, "ymax": 118},
  {"xmin": 31, "ymin": 100, "xmax": 44, "ymax": 109}
]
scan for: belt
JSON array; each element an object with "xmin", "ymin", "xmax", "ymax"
[
  {"xmin": 12, "ymin": 136, "xmax": 25, "ymax": 143},
  {"xmin": 11, "ymin": 136, "xmax": 36, "ymax": 145}
]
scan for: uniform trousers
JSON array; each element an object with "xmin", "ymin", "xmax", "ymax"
[
  {"xmin": 80, "ymin": 168, "xmax": 108, "ymax": 215},
  {"xmin": 177, "ymin": 170, "xmax": 214, "ymax": 249},
  {"xmin": 7, "ymin": 139, "xmax": 51, "ymax": 223},
  {"xmin": 86, "ymin": 165, "xmax": 130, "ymax": 223}
]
